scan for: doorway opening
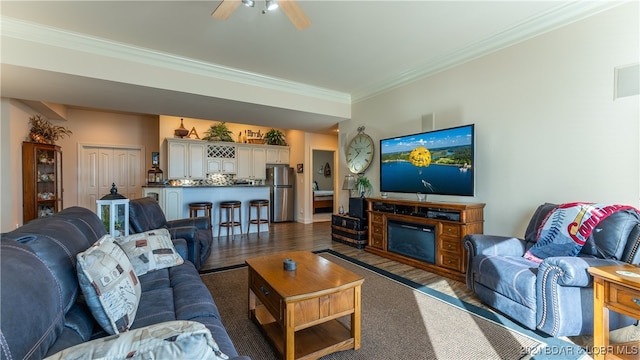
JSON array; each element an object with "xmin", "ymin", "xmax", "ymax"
[{"xmin": 311, "ymin": 149, "xmax": 335, "ymax": 223}]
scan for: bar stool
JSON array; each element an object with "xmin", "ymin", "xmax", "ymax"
[
  {"xmin": 247, "ymin": 199, "xmax": 270, "ymax": 235},
  {"xmin": 218, "ymin": 200, "xmax": 242, "ymax": 238},
  {"xmin": 188, "ymin": 202, "xmax": 213, "ymax": 228}
]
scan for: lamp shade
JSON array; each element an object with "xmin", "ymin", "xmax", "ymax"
[{"xmin": 342, "ymin": 174, "xmax": 356, "ymax": 190}]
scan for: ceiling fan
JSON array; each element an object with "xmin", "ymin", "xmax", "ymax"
[{"xmin": 212, "ymin": 0, "xmax": 311, "ymax": 30}]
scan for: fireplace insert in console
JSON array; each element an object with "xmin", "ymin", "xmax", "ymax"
[{"xmin": 387, "ymin": 220, "xmax": 436, "ymax": 264}]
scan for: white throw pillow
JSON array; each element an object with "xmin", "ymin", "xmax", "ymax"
[
  {"xmin": 115, "ymin": 228, "xmax": 184, "ymax": 276},
  {"xmin": 44, "ymin": 320, "xmax": 229, "ymax": 360},
  {"xmin": 76, "ymin": 234, "xmax": 141, "ymax": 335}
]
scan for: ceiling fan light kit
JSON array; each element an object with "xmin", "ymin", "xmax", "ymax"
[
  {"xmin": 212, "ymin": 0, "xmax": 310, "ymax": 30},
  {"xmin": 265, "ymin": 0, "xmax": 278, "ymax": 11}
]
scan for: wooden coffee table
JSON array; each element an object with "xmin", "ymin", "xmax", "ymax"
[{"xmin": 246, "ymin": 251, "xmax": 364, "ymax": 360}]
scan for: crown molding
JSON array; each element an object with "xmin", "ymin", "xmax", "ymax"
[
  {"xmin": 1, "ymin": 16, "xmax": 351, "ymax": 105},
  {"xmin": 351, "ymin": 1, "xmax": 628, "ymax": 103}
]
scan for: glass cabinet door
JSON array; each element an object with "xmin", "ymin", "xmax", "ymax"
[{"xmin": 22, "ymin": 142, "xmax": 63, "ymax": 222}]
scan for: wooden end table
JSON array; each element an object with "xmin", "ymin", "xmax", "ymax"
[
  {"xmin": 588, "ymin": 265, "xmax": 640, "ymax": 360},
  {"xmin": 246, "ymin": 251, "xmax": 364, "ymax": 360}
]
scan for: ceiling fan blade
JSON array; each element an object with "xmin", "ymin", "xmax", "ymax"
[
  {"xmin": 211, "ymin": 0, "xmax": 241, "ymax": 20},
  {"xmin": 278, "ymin": 0, "xmax": 311, "ymax": 30}
]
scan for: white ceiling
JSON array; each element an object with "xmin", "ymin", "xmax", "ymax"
[{"xmin": 0, "ymin": 1, "xmax": 624, "ymax": 133}]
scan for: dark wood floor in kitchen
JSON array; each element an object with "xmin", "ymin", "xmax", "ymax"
[{"xmin": 203, "ymin": 220, "xmax": 483, "ymax": 307}]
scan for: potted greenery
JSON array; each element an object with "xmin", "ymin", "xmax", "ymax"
[
  {"xmin": 28, "ymin": 115, "xmax": 73, "ymax": 144},
  {"xmin": 264, "ymin": 128, "xmax": 286, "ymax": 146},
  {"xmin": 355, "ymin": 175, "xmax": 372, "ymax": 197},
  {"xmin": 202, "ymin": 122, "xmax": 234, "ymax": 142}
]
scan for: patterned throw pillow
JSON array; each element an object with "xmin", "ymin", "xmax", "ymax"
[
  {"xmin": 115, "ymin": 228, "xmax": 184, "ymax": 276},
  {"xmin": 76, "ymin": 234, "xmax": 141, "ymax": 335},
  {"xmin": 44, "ymin": 320, "xmax": 229, "ymax": 360}
]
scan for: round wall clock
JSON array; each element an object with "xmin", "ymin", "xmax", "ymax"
[{"xmin": 346, "ymin": 127, "xmax": 374, "ymax": 174}]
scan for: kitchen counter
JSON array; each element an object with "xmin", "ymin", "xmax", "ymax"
[
  {"xmin": 142, "ymin": 184, "xmax": 269, "ymax": 188},
  {"xmin": 143, "ymin": 185, "xmax": 272, "ymax": 236}
]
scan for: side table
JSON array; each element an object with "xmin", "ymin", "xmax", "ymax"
[
  {"xmin": 587, "ymin": 265, "xmax": 640, "ymax": 360},
  {"xmin": 331, "ymin": 214, "xmax": 368, "ymax": 249}
]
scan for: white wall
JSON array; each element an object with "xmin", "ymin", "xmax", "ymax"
[
  {"xmin": 342, "ymin": 3, "xmax": 639, "ymax": 237},
  {"xmin": 1, "ymin": 99, "xmax": 32, "ymax": 231}
]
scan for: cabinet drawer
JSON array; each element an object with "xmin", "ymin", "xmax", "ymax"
[
  {"xmin": 442, "ymin": 224, "xmax": 460, "ymax": 237},
  {"xmin": 250, "ymin": 272, "xmax": 282, "ymax": 321},
  {"xmin": 609, "ymin": 283, "xmax": 640, "ymax": 316},
  {"xmin": 439, "ymin": 236, "xmax": 461, "ymax": 253},
  {"xmin": 293, "ymin": 288, "xmax": 355, "ymax": 327},
  {"xmin": 439, "ymin": 252, "xmax": 462, "ymax": 271},
  {"xmin": 370, "ymin": 234, "xmax": 384, "ymax": 249},
  {"xmin": 372, "ymin": 213, "xmax": 384, "ymax": 223},
  {"xmin": 372, "ymin": 223, "xmax": 384, "ymax": 236}
]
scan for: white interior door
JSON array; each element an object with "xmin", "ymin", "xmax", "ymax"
[{"xmin": 79, "ymin": 144, "xmax": 145, "ymax": 212}]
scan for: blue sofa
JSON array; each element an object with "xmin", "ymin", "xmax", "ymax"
[
  {"xmin": 0, "ymin": 206, "xmax": 248, "ymax": 360},
  {"xmin": 464, "ymin": 203, "xmax": 640, "ymax": 337}
]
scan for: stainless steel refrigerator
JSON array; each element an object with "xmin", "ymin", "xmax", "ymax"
[{"xmin": 266, "ymin": 165, "xmax": 294, "ymax": 222}]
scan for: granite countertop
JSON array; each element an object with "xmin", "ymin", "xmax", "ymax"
[{"xmin": 142, "ymin": 184, "xmax": 269, "ymax": 188}]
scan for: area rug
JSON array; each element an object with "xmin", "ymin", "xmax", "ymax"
[{"xmin": 200, "ymin": 250, "xmax": 587, "ymax": 360}]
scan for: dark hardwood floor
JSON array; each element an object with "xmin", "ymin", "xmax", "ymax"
[{"xmin": 203, "ymin": 220, "xmax": 483, "ymax": 307}]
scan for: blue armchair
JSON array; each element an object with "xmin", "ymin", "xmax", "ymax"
[{"xmin": 464, "ymin": 203, "xmax": 640, "ymax": 337}]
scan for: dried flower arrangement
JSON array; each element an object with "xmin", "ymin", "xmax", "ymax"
[{"xmin": 28, "ymin": 115, "xmax": 73, "ymax": 144}]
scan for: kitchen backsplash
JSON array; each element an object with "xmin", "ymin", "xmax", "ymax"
[{"xmin": 165, "ymin": 174, "xmax": 264, "ymax": 186}]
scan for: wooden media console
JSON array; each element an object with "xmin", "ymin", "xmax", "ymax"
[{"xmin": 366, "ymin": 198, "xmax": 485, "ymax": 282}]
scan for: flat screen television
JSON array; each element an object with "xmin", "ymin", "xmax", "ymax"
[{"xmin": 380, "ymin": 124, "xmax": 475, "ymax": 196}]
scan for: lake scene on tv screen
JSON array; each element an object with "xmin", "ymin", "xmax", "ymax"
[{"xmin": 380, "ymin": 125, "xmax": 474, "ymax": 196}]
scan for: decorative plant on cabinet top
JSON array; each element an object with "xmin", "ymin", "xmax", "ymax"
[
  {"xmin": 202, "ymin": 122, "xmax": 234, "ymax": 142},
  {"xmin": 355, "ymin": 175, "xmax": 372, "ymax": 197},
  {"xmin": 264, "ymin": 128, "xmax": 286, "ymax": 145},
  {"xmin": 28, "ymin": 115, "xmax": 73, "ymax": 144}
]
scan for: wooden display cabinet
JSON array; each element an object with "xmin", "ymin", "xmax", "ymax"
[
  {"xmin": 22, "ymin": 142, "xmax": 63, "ymax": 222},
  {"xmin": 366, "ymin": 197, "xmax": 485, "ymax": 282}
]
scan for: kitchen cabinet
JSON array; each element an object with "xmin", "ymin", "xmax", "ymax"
[
  {"xmin": 164, "ymin": 187, "xmax": 183, "ymax": 220},
  {"xmin": 142, "ymin": 187, "xmax": 163, "ymax": 207},
  {"xmin": 166, "ymin": 138, "xmax": 206, "ymax": 179},
  {"xmin": 265, "ymin": 146, "xmax": 290, "ymax": 164},
  {"xmin": 22, "ymin": 142, "xmax": 63, "ymax": 222},
  {"xmin": 237, "ymin": 145, "xmax": 266, "ymax": 179},
  {"xmin": 206, "ymin": 142, "xmax": 237, "ymax": 175},
  {"xmin": 142, "ymin": 186, "xmax": 183, "ymax": 221}
]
